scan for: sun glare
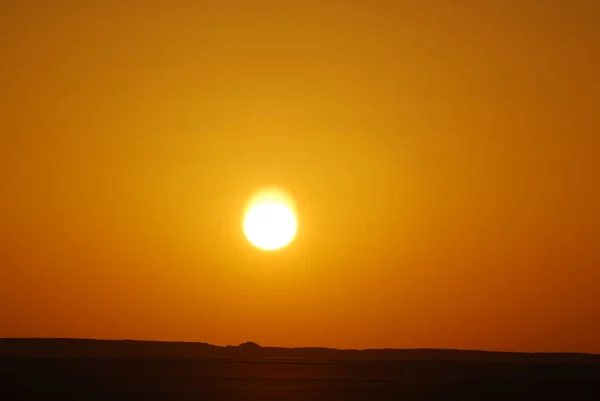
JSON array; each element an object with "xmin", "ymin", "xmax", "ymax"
[{"xmin": 243, "ymin": 189, "xmax": 297, "ymax": 251}]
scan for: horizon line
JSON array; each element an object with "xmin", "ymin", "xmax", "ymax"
[{"xmin": 1, "ymin": 337, "xmax": 598, "ymax": 356}]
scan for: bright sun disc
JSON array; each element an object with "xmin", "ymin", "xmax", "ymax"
[{"xmin": 243, "ymin": 190, "xmax": 297, "ymax": 251}]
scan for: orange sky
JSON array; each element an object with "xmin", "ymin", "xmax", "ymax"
[{"xmin": 1, "ymin": 1, "xmax": 599, "ymax": 353}]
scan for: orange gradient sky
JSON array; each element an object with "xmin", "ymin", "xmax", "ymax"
[{"xmin": 1, "ymin": 1, "xmax": 599, "ymax": 353}]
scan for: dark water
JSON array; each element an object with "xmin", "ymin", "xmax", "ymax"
[{"xmin": 1, "ymin": 358, "xmax": 599, "ymax": 400}]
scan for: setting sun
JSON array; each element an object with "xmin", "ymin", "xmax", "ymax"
[{"xmin": 243, "ymin": 189, "xmax": 297, "ymax": 251}]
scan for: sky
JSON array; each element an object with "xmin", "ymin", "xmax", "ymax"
[{"xmin": 1, "ymin": 0, "xmax": 598, "ymax": 353}]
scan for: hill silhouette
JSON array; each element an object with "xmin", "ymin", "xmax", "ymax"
[{"xmin": 1, "ymin": 338, "xmax": 598, "ymax": 363}]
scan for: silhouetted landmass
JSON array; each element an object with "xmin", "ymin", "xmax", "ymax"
[
  {"xmin": 1, "ymin": 338, "xmax": 599, "ymax": 362},
  {"xmin": 1, "ymin": 339, "xmax": 600, "ymax": 400}
]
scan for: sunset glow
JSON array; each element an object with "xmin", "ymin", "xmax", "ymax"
[{"xmin": 1, "ymin": 1, "xmax": 598, "ymax": 354}]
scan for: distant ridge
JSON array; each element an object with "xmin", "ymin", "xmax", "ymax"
[{"xmin": 1, "ymin": 338, "xmax": 598, "ymax": 363}]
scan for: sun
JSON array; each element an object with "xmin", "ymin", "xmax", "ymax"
[{"xmin": 243, "ymin": 189, "xmax": 297, "ymax": 251}]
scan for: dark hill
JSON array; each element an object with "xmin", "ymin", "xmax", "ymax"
[{"xmin": 1, "ymin": 338, "xmax": 598, "ymax": 363}]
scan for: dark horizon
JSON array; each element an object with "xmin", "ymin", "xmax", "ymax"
[
  {"xmin": 2, "ymin": 338, "xmax": 600, "ymax": 361},
  {"xmin": 3, "ymin": 338, "xmax": 600, "ymax": 400}
]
